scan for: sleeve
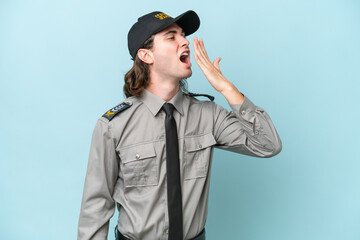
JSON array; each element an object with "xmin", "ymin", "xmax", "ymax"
[
  {"xmin": 213, "ymin": 96, "xmax": 282, "ymax": 158},
  {"xmin": 78, "ymin": 118, "xmax": 119, "ymax": 240}
]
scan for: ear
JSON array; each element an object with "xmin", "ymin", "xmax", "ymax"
[{"xmin": 137, "ymin": 49, "xmax": 154, "ymax": 64}]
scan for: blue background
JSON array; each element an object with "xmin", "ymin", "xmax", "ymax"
[{"xmin": 1, "ymin": 0, "xmax": 359, "ymax": 239}]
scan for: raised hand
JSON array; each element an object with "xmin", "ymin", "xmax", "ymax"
[
  {"xmin": 193, "ymin": 37, "xmax": 244, "ymax": 104},
  {"xmin": 193, "ymin": 37, "xmax": 232, "ymax": 93}
]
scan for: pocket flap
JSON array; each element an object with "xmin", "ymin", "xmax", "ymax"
[
  {"xmin": 119, "ymin": 143, "xmax": 156, "ymax": 163},
  {"xmin": 185, "ymin": 132, "xmax": 216, "ymax": 152}
]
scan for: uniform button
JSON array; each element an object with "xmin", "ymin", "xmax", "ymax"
[
  {"xmin": 135, "ymin": 154, "xmax": 140, "ymax": 159},
  {"xmin": 198, "ymin": 144, "xmax": 202, "ymax": 148},
  {"xmin": 255, "ymin": 130, "xmax": 259, "ymax": 135},
  {"xmin": 241, "ymin": 110, "xmax": 246, "ymax": 115}
]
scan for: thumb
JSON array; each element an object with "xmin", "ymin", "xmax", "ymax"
[{"xmin": 213, "ymin": 57, "xmax": 222, "ymax": 71}]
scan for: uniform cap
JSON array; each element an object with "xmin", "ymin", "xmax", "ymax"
[{"xmin": 127, "ymin": 10, "xmax": 200, "ymax": 60}]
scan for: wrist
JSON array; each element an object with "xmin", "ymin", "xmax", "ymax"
[
  {"xmin": 220, "ymin": 84, "xmax": 245, "ymax": 105},
  {"xmin": 220, "ymin": 83, "xmax": 237, "ymax": 95}
]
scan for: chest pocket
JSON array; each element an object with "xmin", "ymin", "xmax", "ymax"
[
  {"xmin": 184, "ymin": 132, "xmax": 217, "ymax": 180},
  {"xmin": 119, "ymin": 143, "xmax": 158, "ymax": 188}
]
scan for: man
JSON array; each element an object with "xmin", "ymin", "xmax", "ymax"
[{"xmin": 78, "ymin": 10, "xmax": 282, "ymax": 240}]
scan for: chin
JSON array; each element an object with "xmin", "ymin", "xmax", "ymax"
[
  {"xmin": 183, "ymin": 69, "xmax": 192, "ymax": 79},
  {"xmin": 175, "ymin": 68, "xmax": 192, "ymax": 80}
]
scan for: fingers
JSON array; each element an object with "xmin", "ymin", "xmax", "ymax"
[
  {"xmin": 193, "ymin": 37, "xmax": 210, "ymax": 65},
  {"xmin": 193, "ymin": 37, "xmax": 205, "ymax": 67},
  {"xmin": 193, "ymin": 38, "xmax": 204, "ymax": 68},
  {"xmin": 193, "ymin": 37, "xmax": 223, "ymax": 74},
  {"xmin": 198, "ymin": 38, "xmax": 210, "ymax": 60},
  {"xmin": 192, "ymin": 37, "xmax": 227, "ymax": 89}
]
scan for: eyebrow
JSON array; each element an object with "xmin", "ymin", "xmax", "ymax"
[{"xmin": 162, "ymin": 30, "xmax": 185, "ymax": 36}]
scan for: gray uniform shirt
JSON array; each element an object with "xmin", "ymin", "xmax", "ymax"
[{"xmin": 78, "ymin": 89, "xmax": 282, "ymax": 240}]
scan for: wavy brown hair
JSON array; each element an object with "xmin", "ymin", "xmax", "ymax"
[{"xmin": 123, "ymin": 35, "xmax": 188, "ymax": 98}]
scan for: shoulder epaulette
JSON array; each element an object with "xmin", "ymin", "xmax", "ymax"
[
  {"xmin": 102, "ymin": 101, "xmax": 132, "ymax": 121},
  {"xmin": 187, "ymin": 92, "xmax": 215, "ymax": 101}
]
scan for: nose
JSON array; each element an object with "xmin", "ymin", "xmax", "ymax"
[{"xmin": 179, "ymin": 35, "xmax": 190, "ymax": 47}]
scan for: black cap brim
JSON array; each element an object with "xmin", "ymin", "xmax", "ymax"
[{"xmin": 174, "ymin": 10, "xmax": 200, "ymax": 36}]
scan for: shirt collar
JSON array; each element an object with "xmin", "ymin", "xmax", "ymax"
[
  {"xmin": 140, "ymin": 89, "xmax": 184, "ymax": 116},
  {"xmin": 168, "ymin": 89, "xmax": 184, "ymax": 116}
]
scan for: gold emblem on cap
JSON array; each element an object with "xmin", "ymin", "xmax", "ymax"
[{"xmin": 155, "ymin": 13, "xmax": 170, "ymax": 20}]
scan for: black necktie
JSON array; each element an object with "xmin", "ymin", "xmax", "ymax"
[{"xmin": 162, "ymin": 103, "xmax": 183, "ymax": 240}]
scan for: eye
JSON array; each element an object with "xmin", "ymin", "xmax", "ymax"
[{"xmin": 168, "ymin": 36, "xmax": 175, "ymax": 40}]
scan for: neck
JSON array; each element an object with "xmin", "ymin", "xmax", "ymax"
[{"xmin": 146, "ymin": 73, "xmax": 181, "ymax": 102}]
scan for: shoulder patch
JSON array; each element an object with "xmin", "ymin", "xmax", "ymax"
[
  {"xmin": 102, "ymin": 101, "xmax": 132, "ymax": 121},
  {"xmin": 187, "ymin": 92, "xmax": 215, "ymax": 101}
]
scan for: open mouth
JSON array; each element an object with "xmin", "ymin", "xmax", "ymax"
[{"xmin": 179, "ymin": 51, "xmax": 191, "ymax": 67}]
